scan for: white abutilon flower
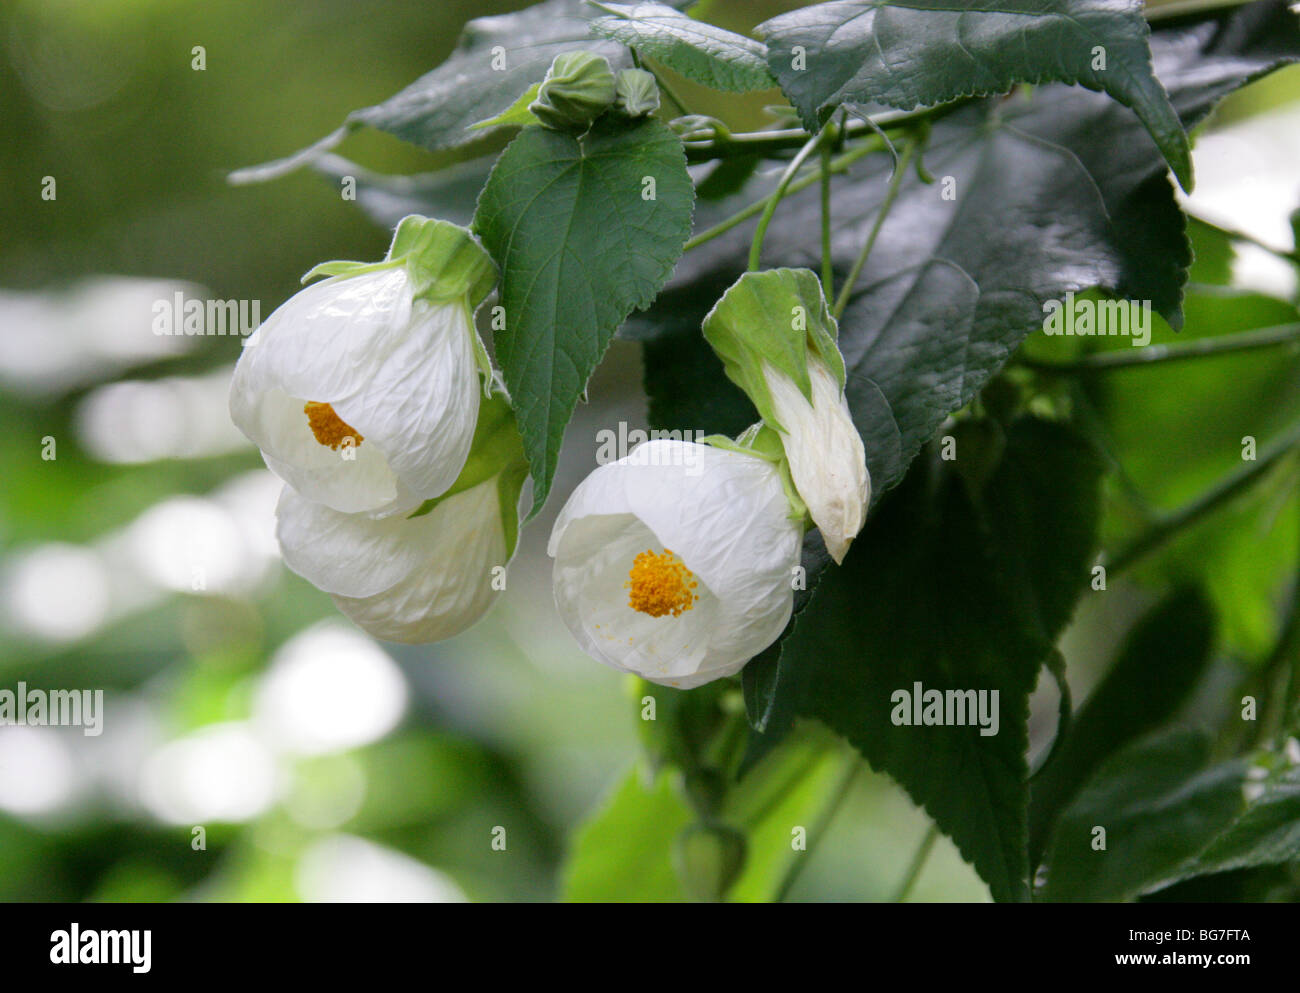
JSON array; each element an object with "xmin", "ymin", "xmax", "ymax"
[
  {"xmin": 548, "ymin": 439, "xmax": 804, "ymax": 688},
  {"xmin": 276, "ymin": 395, "xmax": 528, "ymax": 644},
  {"xmin": 703, "ymin": 268, "xmax": 870, "ymax": 563},
  {"xmin": 229, "ymin": 216, "xmax": 497, "ymax": 516}
]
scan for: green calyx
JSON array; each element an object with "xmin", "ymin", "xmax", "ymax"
[
  {"xmin": 407, "ymin": 392, "xmax": 530, "ymax": 556},
  {"xmin": 701, "ymin": 268, "xmax": 846, "ymax": 435},
  {"xmin": 613, "ymin": 68, "xmax": 659, "ymax": 118},
  {"xmin": 700, "ymin": 423, "xmax": 809, "ymax": 524},
  {"xmin": 529, "ymin": 51, "xmax": 617, "ymax": 133},
  {"xmin": 300, "ymin": 216, "xmax": 497, "ymax": 309}
]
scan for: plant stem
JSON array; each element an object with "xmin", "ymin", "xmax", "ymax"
[
  {"xmin": 1145, "ymin": 0, "xmax": 1258, "ymax": 22},
  {"xmin": 892, "ymin": 823, "xmax": 939, "ymax": 902},
  {"xmin": 681, "ymin": 102, "xmax": 958, "ymax": 163},
  {"xmin": 820, "ymin": 137, "xmax": 834, "ymax": 298},
  {"xmin": 748, "ymin": 128, "xmax": 832, "ymax": 271},
  {"xmin": 774, "ymin": 747, "xmax": 861, "ymax": 903},
  {"xmin": 683, "ymin": 138, "xmax": 881, "ymax": 252},
  {"xmin": 1024, "ymin": 322, "xmax": 1300, "ymax": 373},
  {"xmin": 831, "ymin": 134, "xmax": 919, "ymax": 320},
  {"xmin": 1107, "ymin": 418, "xmax": 1300, "ymax": 576},
  {"xmin": 1188, "ymin": 213, "xmax": 1300, "ymax": 264}
]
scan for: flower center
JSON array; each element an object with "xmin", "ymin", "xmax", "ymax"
[
  {"xmin": 626, "ymin": 548, "xmax": 698, "ymax": 618},
  {"xmin": 303, "ymin": 402, "xmax": 364, "ymax": 450}
]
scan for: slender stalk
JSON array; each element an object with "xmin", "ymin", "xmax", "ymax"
[
  {"xmin": 1188, "ymin": 213, "xmax": 1300, "ymax": 264},
  {"xmin": 682, "ymin": 138, "xmax": 881, "ymax": 252},
  {"xmin": 681, "ymin": 102, "xmax": 960, "ymax": 163},
  {"xmin": 1107, "ymin": 419, "xmax": 1300, "ymax": 576},
  {"xmin": 831, "ymin": 135, "xmax": 918, "ymax": 320},
  {"xmin": 892, "ymin": 824, "xmax": 939, "ymax": 903},
  {"xmin": 1024, "ymin": 322, "xmax": 1300, "ymax": 374},
  {"xmin": 820, "ymin": 138, "xmax": 834, "ymax": 298},
  {"xmin": 1144, "ymin": 0, "xmax": 1257, "ymax": 22},
  {"xmin": 748, "ymin": 129, "xmax": 830, "ymax": 271},
  {"xmin": 774, "ymin": 748, "xmax": 861, "ymax": 903}
]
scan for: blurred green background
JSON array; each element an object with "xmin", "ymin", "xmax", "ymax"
[{"xmin": 0, "ymin": 0, "xmax": 1296, "ymax": 902}]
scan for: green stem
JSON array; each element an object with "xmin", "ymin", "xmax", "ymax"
[
  {"xmin": 681, "ymin": 102, "xmax": 960, "ymax": 163},
  {"xmin": 1144, "ymin": 0, "xmax": 1258, "ymax": 22},
  {"xmin": 683, "ymin": 138, "xmax": 882, "ymax": 253},
  {"xmin": 831, "ymin": 134, "xmax": 919, "ymax": 320},
  {"xmin": 1188, "ymin": 213, "xmax": 1300, "ymax": 265},
  {"xmin": 1108, "ymin": 419, "xmax": 1300, "ymax": 576},
  {"xmin": 774, "ymin": 748, "xmax": 861, "ymax": 903},
  {"xmin": 892, "ymin": 823, "xmax": 939, "ymax": 902},
  {"xmin": 748, "ymin": 128, "xmax": 832, "ymax": 272},
  {"xmin": 820, "ymin": 138, "xmax": 834, "ymax": 299},
  {"xmin": 1023, "ymin": 322, "xmax": 1300, "ymax": 373}
]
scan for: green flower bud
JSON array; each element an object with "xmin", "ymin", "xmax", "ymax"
[
  {"xmin": 529, "ymin": 51, "xmax": 617, "ymax": 133},
  {"xmin": 613, "ymin": 68, "xmax": 660, "ymax": 118}
]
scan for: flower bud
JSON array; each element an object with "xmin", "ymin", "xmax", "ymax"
[
  {"xmin": 613, "ymin": 68, "xmax": 660, "ymax": 118},
  {"xmin": 529, "ymin": 51, "xmax": 617, "ymax": 132},
  {"xmin": 702, "ymin": 268, "xmax": 870, "ymax": 563}
]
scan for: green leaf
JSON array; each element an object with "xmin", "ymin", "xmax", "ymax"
[
  {"xmin": 562, "ymin": 764, "xmax": 693, "ymax": 901},
  {"xmin": 1028, "ymin": 586, "xmax": 1217, "ymax": 865},
  {"xmin": 473, "ymin": 116, "xmax": 694, "ymax": 511},
  {"xmin": 230, "ymin": 0, "xmax": 630, "ymax": 182},
  {"xmin": 1040, "ymin": 730, "xmax": 1245, "ymax": 901},
  {"xmin": 470, "ymin": 82, "xmax": 542, "ymax": 131},
  {"xmin": 589, "ymin": 1, "xmax": 776, "ymax": 92},
  {"xmin": 749, "ymin": 418, "xmax": 1105, "ymax": 902},
  {"xmin": 757, "ymin": 0, "xmax": 1193, "ymax": 191},
  {"xmin": 1037, "ymin": 729, "xmax": 1300, "ymax": 900}
]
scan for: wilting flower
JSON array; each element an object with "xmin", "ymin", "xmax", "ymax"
[
  {"xmin": 548, "ymin": 439, "xmax": 804, "ymax": 688},
  {"xmin": 702, "ymin": 268, "xmax": 869, "ymax": 563},
  {"xmin": 275, "ymin": 394, "xmax": 528, "ymax": 644},
  {"xmin": 761, "ymin": 355, "xmax": 868, "ymax": 564},
  {"xmin": 229, "ymin": 217, "xmax": 496, "ymax": 516}
]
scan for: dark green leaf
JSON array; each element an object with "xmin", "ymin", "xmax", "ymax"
[
  {"xmin": 474, "ymin": 117, "xmax": 694, "ymax": 511},
  {"xmin": 230, "ymin": 0, "xmax": 630, "ymax": 182},
  {"xmin": 1029, "ymin": 586, "xmax": 1217, "ymax": 865},
  {"xmin": 590, "ymin": 1, "xmax": 776, "ymax": 91},
  {"xmin": 758, "ymin": 0, "xmax": 1192, "ymax": 190},
  {"xmin": 751, "ymin": 418, "xmax": 1105, "ymax": 902}
]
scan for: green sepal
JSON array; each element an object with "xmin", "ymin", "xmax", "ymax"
[
  {"xmin": 613, "ymin": 68, "xmax": 660, "ymax": 118},
  {"xmin": 471, "ymin": 82, "xmax": 542, "ymax": 131},
  {"xmin": 701, "ymin": 268, "xmax": 845, "ymax": 434},
  {"xmin": 298, "ymin": 216, "xmax": 498, "ymax": 311},
  {"xmin": 529, "ymin": 51, "xmax": 617, "ymax": 133},
  {"xmin": 407, "ymin": 392, "xmax": 527, "ymax": 535},
  {"xmin": 700, "ymin": 423, "xmax": 808, "ymax": 524},
  {"xmin": 387, "ymin": 215, "xmax": 498, "ymax": 308}
]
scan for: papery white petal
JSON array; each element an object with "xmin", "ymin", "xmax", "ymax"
[
  {"xmin": 277, "ymin": 479, "xmax": 507, "ymax": 644},
  {"xmin": 241, "ymin": 268, "xmax": 413, "ymax": 402},
  {"xmin": 549, "ymin": 440, "xmax": 802, "ymax": 688},
  {"xmin": 763, "ymin": 359, "xmax": 869, "ymax": 564},
  {"xmin": 330, "ymin": 300, "xmax": 479, "ymax": 500}
]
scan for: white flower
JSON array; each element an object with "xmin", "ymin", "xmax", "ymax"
[
  {"xmin": 230, "ymin": 266, "xmax": 481, "ymax": 516},
  {"xmin": 548, "ymin": 439, "xmax": 804, "ymax": 688},
  {"xmin": 276, "ymin": 476, "xmax": 510, "ymax": 644},
  {"xmin": 763, "ymin": 357, "xmax": 869, "ymax": 564}
]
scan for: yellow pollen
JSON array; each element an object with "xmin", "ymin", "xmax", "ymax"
[
  {"xmin": 304, "ymin": 401, "xmax": 364, "ymax": 450},
  {"xmin": 625, "ymin": 548, "xmax": 698, "ymax": 618}
]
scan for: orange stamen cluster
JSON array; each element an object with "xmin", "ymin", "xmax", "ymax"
[
  {"xmin": 304, "ymin": 401, "xmax": 364, "ymax": 450},
  {"xmin": 626, "ymin": 548, "xmax": 698, "ymax": 618}
]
